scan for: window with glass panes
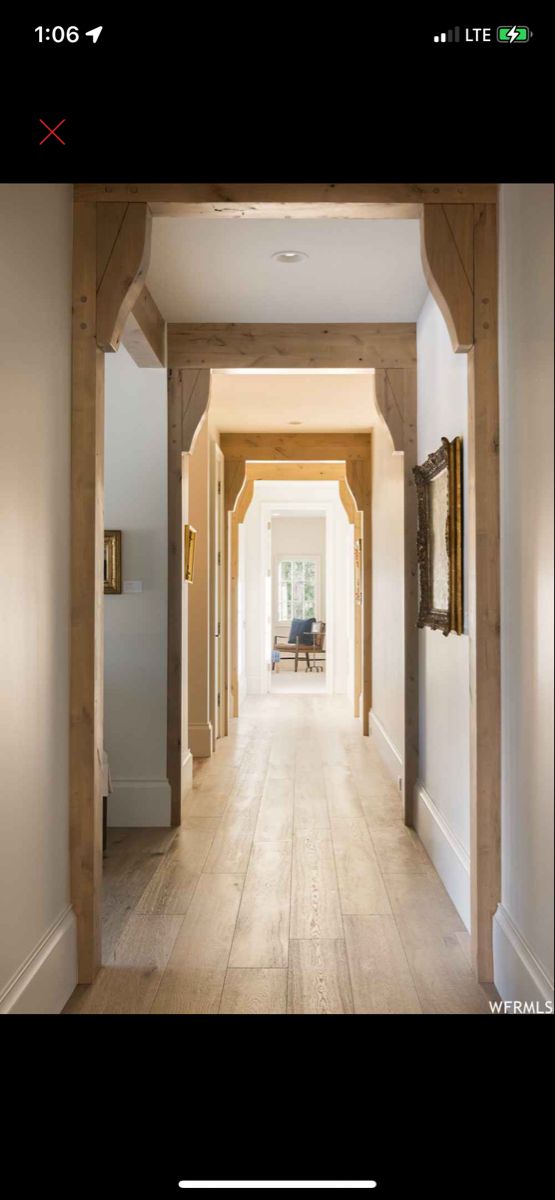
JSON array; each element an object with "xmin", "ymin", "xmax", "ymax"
[{"xmin": 277, "ymin": 558, "xmax": 318, "ymax": 623}]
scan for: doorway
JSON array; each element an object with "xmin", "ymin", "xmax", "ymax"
[
  {"xmin": 239, "ymin": 485, "xmax": 355, "ymax": 703},
  {"xmin": 69, "ymin": 185, "xmax": 501, "ymax": 988}
]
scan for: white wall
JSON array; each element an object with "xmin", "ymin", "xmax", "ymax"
[
  {"xmin": 370, "ymin": 420, "xmax": 404, "ymax": 780},
  {"xmin": 415, "ymin": 292, "xmax": 471, "ymax": 927},
  {"xmin": 271, "ymin": 516, "xmax": 326, "ymax": 638},
  {"xmin": 104, "ymin": 347, "xmax": 171, "ymax": 825},
  {"xmin": 0, "ymin": 184, "xmax": 77, "ymax": 1013},
  {"xmin": 494, "ymin": 184, "xmax": 554, "ymax": 1003}
]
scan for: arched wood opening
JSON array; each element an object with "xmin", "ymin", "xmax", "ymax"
[{"xmin": 227, "ymin": 461, "xmax": 363, "ymax": 727}]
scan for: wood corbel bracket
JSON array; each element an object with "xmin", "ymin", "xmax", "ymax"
[
  {"xmin": 420, "ymin": 204, "xmax": 475, "ymax": 353},
  {"xmin": 96, "ymin": 202, "xmax": 152, "ymax": 352}
]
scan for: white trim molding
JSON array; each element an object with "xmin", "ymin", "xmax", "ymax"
[
  {"xmin": 189, "ymin": 722, "xmax": 213, "ymax": 759},
  {"xmin": 0, "ymin": 906, "xmax": 77, "ymax": 1014},
  {"xmin": 107, "ymin": 778, "xmax": 172, "ymax": 827},
  {"xmin": 493, "ymin": 903, "xmax": 555, "ymax": 1005},
  {"xmin": 413, "ymin": 780, "xmax": 470, "ymax": 929},
  {"xmin": 369, "ymin": 709, "xmax": 403, "ymax": 786}
]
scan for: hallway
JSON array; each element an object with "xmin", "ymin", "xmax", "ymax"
[{"xmin": 65, "ymin": 695, "xmax": 495, "ymax": 1015}]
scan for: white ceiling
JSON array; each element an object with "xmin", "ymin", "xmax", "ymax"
[
  {"xmin": 209, "ymin": 371, "xmax": 378, "ymax": 432},
  {"xmin": 147, "ymin": 218, "xmax": 428, "ymax": 322}
]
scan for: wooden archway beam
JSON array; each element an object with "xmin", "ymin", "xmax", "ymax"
[
  {"xmin": 76, "ymin": 182, "xmax": 497, "ymax": 214},
  {"xmin": 122, "ymin": 286, "xmax": 167, "ymax": 367},
  {"xmin": 221, "ymin": 431, "xmax": 371, "ymax": 462},
  {"xmin": 96, "ymin": 203, "xmax": 152, "ymax": 352},
  {"xmin": 226, "ymin": 459, "xmax": 367, "ymax": 723},
  {"xmin": 71, "ymin": 198, "xmax": 155, "ymax": 984},
  {"xmin": 166, "ymin": 368, "xmax": 212, "ymax": 826},
  {"xmin": 168, "ymin": 323, "xmax": 415, "ymax": 370},
  {"xmin": 420, "ymin": 205, "xmax": 474, "ymax": 352}
]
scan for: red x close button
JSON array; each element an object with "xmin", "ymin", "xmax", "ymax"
[{"xmin": 39, "ymin": 118, "xmax": 66, "ymax": 145}]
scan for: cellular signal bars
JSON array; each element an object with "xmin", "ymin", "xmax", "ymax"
[{"xmin": 433, "ymin": 28, "xmax": 460, "ymax": 42}]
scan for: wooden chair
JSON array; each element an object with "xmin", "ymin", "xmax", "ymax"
[
  {"xmin": 273, "ymin": 632, "xmax": 303, "ymax": 671},
  {"xmin": 303, "ymin": 621, "xmax": 326, "ymax": 672},
  {"xmin": 274, "ymin": 620, "xmax": 326, "ymax": 672}
]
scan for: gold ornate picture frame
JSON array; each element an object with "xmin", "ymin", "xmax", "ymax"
[
  {"xmin": 104, "ymin": 530, "xmax": 122, "ymax": 594},
  {"xmin": 184, "ymin": 524, "xmax": 197, "ymax": 583},
  {"xmin": 413, "ymin": 436, "xmax": 463, "ymax": 635}
]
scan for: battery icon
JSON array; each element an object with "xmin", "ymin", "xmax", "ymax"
[{"xmin": 497, "ymin": 25, "xmax": 530, "ymax": 42}]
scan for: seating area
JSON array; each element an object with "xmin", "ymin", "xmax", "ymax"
[{"xmin": 273, "ymin": 618, "xmax": 326, "ymax": 673}]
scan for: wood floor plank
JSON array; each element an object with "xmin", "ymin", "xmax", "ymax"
[
  {"xmin": 355, "ymin": 778, "xmax": 401, "ymax": 801},
  {"xmin": 220, "ymin": 969, "xmax": 287, "ymax": 1014},
  {"xmin": 150, "ymin": 969, "xmax": 226, "ymax": 1014},
  {"xmin": 76, "ymin": 694, "xmax": 497, "ymax": 1016},
  {"xmin": 343, "ymin": 915, "xmax": 422, "ymax": 1014},
  {"xmin": 266, "ymin": 763, "xmax": 295, "ymax": 781},
  {"xmin": 162, "ymin": 873, "xmax": 244, "ymax": 969},
  {"xmin": 204, "ymin": 811, "xmax": 257, "ymax": 874},
  {"xmin": 383, "ymin": 873, "xmax": 492, "ymax": 1013},
  {"xmin": 290, "ymin": 832, "xmax": 343, "ymax": 939},
  {"xmin": 64, "ymin": 914, "xmax": 183, "ymax": 1014},
  {"xmin": 135, "ymin": 817, "xmax": 219, "ymax": 915},
  {"xmin": 288, "ymin": 939, "xmax": 353, "ymax": 1014},
  {"xmin": 330, "ymin": 818, "xmax": 392, "ymax": 915},
  {"xmin": 104, "ymin": 826, "xmax": 177, "ymax": 860},
  {"xmin": 370, "ymin": 825, "xmax": 433, "ymax": 874},
  {"xmin": 184, "ymin": 788, "xmax": 231, "ymax": 818},
  {"xmin": 360, "ymin": 794, "xmax": 405, "ymax": 830},
  {"xmin": 384, "ymin": 870, "xmax": 465, "ymax": 935},
  {"xmin": 229, "ymin": 841, "xmax": 292, "ymax": 968},
  {"xmin": 254, "ymin": 778, "xmax": 294, "ymax": 842},
  {"xmin": 102, "ymin": 827, "xmax": 179, "ymax": 962},
  {"xmin": 324, "ymin": 766, "xmax": 364, "ymax": 820},
  {"xmin": 294, "ymin": 775, "xmax": 329, "ymax": 832}
]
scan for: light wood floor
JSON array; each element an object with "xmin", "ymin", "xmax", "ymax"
[{"xmin": 64, "ymin": 694, "xmax": 497, "ymax": 1015}]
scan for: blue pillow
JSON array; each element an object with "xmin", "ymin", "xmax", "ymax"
[{"xmin": 289, "ymin": 618, "xmax": 314, "ymax": 644}]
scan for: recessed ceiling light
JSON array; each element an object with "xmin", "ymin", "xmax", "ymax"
[
  {"xmin": 272, "ymin": 250, "xmax": 308, "ymax": 264},
  {"xmin": 289, "ymin": 420, "xmax": 303, "ymax": 425}
]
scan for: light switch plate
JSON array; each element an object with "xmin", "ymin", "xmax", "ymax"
[{"xmin": 123, "ymin": 580, "xmax": 143, "ymax": 593}]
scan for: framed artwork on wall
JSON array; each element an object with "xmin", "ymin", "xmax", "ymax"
[
  {"xmin": 184, "ymin": 524, "xmax": 197, "ymax": 583},
  {"xmin": 413, "ymin": 436, "xmax": 463, "ymax": 635},
  {"xmin": 104, "ymin": 530, "xmax": 122, "ymax": 594},
  {"xmin": 103, "ymin": 530, "xmax": 122, "ymax": 595}
]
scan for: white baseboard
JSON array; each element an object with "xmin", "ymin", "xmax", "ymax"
[
  {"xmin": 493, "ymin": 903, "xmax": 554, "ymax": 1004},
  {"xmin": 414, "ymin": 781, "xmax": 470, "ymax": 929},
  {"xmin": 369, "ymin": 709, "xmax": 403, "ymax": 785},
  {"xmin": 0, "ymin": 906, "xmax": 77, "ymax": 1014},
  {"xmin": 108, "ymin": 778, "xmax": 172, "ymax": 827},
  {"xmin": 189, "ymin": 722, "xmax": 213, "ymax": 758}
]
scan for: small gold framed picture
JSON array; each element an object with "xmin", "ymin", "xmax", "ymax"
[
  {"xmin": 104, "ymin": 530, "xmax": 122, "ymax": 595},
  {"xmin": 184, "ymin": 524, "xmax": 197, "ymax": 583}
]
